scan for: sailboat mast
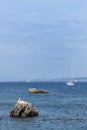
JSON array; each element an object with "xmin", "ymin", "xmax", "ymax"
[{"xmin": 71, "ymin": 66, "xmax": 74, "ymax": 81}]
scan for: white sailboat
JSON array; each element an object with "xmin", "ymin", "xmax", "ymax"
[
  {"xmin": 66, "ymin": 80, "xmax": 74, "ymax": 86},
  {"xmin": 66, "ymin": 66, "xmax": 75, "ymax": 86}
]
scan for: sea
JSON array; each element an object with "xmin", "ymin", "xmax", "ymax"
[{"xmin": 0, "ymin": 82, "xmax": 87, "ymax": 130}]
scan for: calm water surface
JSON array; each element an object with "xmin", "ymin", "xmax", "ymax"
[{"xmin": 0, "ymin": 82, "xmax": 87, "ymax": 130}]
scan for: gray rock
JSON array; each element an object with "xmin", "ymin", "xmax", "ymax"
[
  {"xmin": 10, "ymin": 99, "xmax": 39, "ymax": 117},
  {"xmin": 29, "ymin": 88, "xmax": 48, "ymax": 94}
]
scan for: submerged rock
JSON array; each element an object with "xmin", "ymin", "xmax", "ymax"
[
  {"xmin": 10, "ymin": 99, "xmax": 39, "ymax": 117},
  {"xmin": 29, "ymin": 88, "xmax": 48, "ymax": 94}
]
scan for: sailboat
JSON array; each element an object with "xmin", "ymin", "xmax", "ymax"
[
  {"xmin": 66, "ymin": 80, "xmax": 74, "ymax": 86},
  {"xmin": 66, "ymin": 66, "xmax": 75, "ymax": 86}
]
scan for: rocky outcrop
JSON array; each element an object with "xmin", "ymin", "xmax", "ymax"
[
  {"xmin": 10, "ymin": 99, "xmax": 39, "ymax": 117},
  {"xmin": 29, "ymin": 88, "xmax": 48, "ymax": 94}
]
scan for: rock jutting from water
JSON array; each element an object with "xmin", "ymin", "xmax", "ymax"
[
  {"xmin": 10, "ymin": 99, "xmax": 39, "ymax": 117},
  {"xmin": 29, "ymin": 88, "xmax": 48, "ymax": 94}
]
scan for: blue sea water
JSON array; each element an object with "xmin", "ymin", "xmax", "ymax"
[{"xmin": 0, "ymin": 82, "xmax": 87, "ymax": 130}]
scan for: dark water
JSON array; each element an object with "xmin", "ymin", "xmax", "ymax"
[{"xmin": 0, "ymin": 82, "xmax": 87, "ymax": 130}]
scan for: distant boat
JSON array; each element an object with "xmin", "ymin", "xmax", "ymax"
[
  {"xmin": 27, "ymin": 80, "xmax": 30, "ymax": 82},
  {"xmin": 66, "ymin": 80, "xmax": 74, "ymax": 86},
  {"xmin": 66, "ymin": 66, "xmax": 75, "ymax": 86}
]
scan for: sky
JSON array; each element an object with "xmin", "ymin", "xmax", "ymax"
[{"xmin": 0, "ymin": 0, "xmax": 87, "ymax": 80}]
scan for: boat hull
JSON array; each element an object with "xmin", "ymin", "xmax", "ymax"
[{"xmin": 66, "ymin": 81, "xmax": 74, "ymax": 86}]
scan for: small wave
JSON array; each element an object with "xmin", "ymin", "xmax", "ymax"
[
  {"xmin": 52, "ymin": 117, "xmax": 87, "ymax": 123},
  {"xmin": 0, "ymin": 115, "xmax": 8, "ymax": 120}
]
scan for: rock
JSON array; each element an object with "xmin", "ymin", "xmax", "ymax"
[
  {"xmin": 29, "ymin": 88, "xmax": 48, "ymax": 94},
  {"xmin": 10, "ymin": 99, "xmax": 39, "ymax": 117}
]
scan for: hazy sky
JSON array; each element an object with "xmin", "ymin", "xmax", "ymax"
[{"xmin": 0, "ymin": 0, "xmax": 87, "ymax": 80}]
